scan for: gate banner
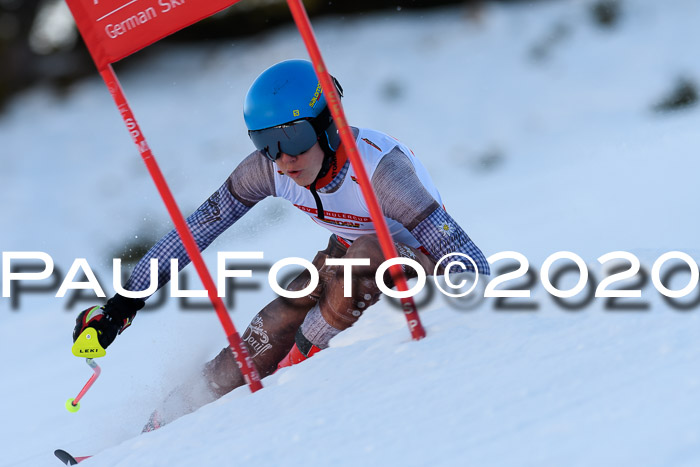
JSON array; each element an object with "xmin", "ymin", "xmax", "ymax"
[{"xmin": 65, "ymin": 0, "xmax": 243, "ymax": 69}]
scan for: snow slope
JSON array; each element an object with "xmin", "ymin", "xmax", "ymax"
[{"xmin": 1, "ymin": 0, "xmax": 700, "ymax": 465}]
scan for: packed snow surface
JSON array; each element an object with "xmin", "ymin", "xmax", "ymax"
[{"xmin": 1, "ymin": 0, "xmax": 699, "ymax": 465}]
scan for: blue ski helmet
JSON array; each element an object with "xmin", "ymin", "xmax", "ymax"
[
  {"xmin": 244, "ymin": 59, "xmax": 327, "ymax": 131},
  {"xmin": 244, "ymin": 60, "xmax": 341, "ymax": 161}
]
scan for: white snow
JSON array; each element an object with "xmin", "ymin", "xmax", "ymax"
[{"xmin": 1, "ymin": 0, "xmax": 700, "ymax": 465}]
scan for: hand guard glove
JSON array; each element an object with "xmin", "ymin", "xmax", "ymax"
[{"xmin": 73, "ymin": 294, "xmax": 145, "ymax": 349}]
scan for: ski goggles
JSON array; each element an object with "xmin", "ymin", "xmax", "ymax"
[{"xmin": 248, "ymin": 119, "xmax": 319, "ymax": 161}]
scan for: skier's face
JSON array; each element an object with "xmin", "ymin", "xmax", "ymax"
[{"xmin": 275, "ymin": 142, "xmax": 325, "ymax": 186}]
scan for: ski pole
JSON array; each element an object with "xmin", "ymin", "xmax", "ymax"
[{"xmin": 65, "ymin": 358, "xmax": 102, "ymax": 413}]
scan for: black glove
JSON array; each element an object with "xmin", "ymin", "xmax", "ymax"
[{"xmin": 73, "ymin": 294, "xmax": 145, "ymax": 349}]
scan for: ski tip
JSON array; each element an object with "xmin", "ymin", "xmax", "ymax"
[{"xmin": 54, "ymin": 449, "xmax": 78, "ymax": 465}]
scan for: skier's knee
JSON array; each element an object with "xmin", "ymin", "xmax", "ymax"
[
  {"xmin": 320, "ymin": 274, "xmax": 382, "ymax": 330},
  {"xmin": 344, "ymin": 234, "xmax": 384, "ymax": 268},
  {"xmin": 319, "ymin": 236, "xmax": 384, "ymax": 330}
]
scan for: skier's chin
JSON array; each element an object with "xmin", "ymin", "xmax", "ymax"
[{"xmin": 287, "ymin": 169, "xmax": 315, "ymax": 186}]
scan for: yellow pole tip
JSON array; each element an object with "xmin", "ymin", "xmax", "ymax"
[{"xmin": 65, "ymin": 398, "xmax": 80, "ymax": 413}]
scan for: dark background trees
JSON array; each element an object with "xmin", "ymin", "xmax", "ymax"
[{"xmin": 0, "ymin": 0, "xmax": 525, "ymax": 110}]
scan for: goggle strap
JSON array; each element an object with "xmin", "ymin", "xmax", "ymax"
[{"xmin": 310, "ymin": 106, "xmax": 332, "ymax": 135}]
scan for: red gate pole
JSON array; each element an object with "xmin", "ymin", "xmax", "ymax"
[
  {"xmin": 286, "ymin": 0, "xmax": 426, "ymax": 340},
  {"xmin": 99, "ymin": 65, "xmax": 263, "ymax": 392}
]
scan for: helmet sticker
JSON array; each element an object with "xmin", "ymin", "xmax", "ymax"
[{"xmin": 308, "ymin": 81, "xmax": 323, "ymax": 108}]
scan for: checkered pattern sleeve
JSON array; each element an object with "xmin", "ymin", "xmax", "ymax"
[
  {"xmin": 410, "ymin": 207, "xmax": 490, "ymax": 275},
  {"xmin": 123, "ymin": 181, "xmax": 251, "ymax": 297}
]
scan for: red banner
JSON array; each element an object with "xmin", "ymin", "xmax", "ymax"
[{"xmin": 66, "ymin": 0, "xmax": 243, "ymax": 70}]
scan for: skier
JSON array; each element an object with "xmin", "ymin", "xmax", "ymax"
[{"xmin": 72, "ymin": 59, "xmax": 490, "ymax": 426}]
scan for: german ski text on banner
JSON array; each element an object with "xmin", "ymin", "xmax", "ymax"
[{"xmin": 65, "ymin": 0, "xmax": 243, "ymax": 70}]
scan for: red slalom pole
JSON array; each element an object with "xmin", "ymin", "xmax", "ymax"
[
  {"xmin": 65, "ymin": 359, "xmax": 101, "ymax": 412},
  {"xmin": 99, "ymin": 65, "xmax": 263, "ymax": 392},
  {"xmin": 287, "ymin": 0, "xmax": 426, "ymax": 340}
]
